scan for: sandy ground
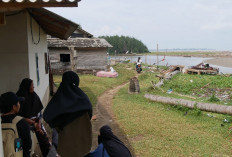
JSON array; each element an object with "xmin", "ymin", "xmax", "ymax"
[
  {"xmin": 91, "ymin": 82, "xmax": 135, "ymax": 155},
  {"xmin": 204, "ymin": 57, "xmax": 232, "ymax": 68}
]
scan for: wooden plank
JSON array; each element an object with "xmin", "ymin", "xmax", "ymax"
[
  {"xmin": 0, "ymin": 2, "xmax": 78, "ymax": 11},
  {"xmin": 0, "ymin": 13, "xmax": 5, "ymax": 25}
]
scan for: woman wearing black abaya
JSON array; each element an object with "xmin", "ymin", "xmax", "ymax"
[
  {"xmin": 97, "ymin": 125, "xmax": 132, "ymax": 157},
  {"xmin": 43, "ymin": 71, "xmax": 92, "ymax": 157},
  {"xmin": 16, "ymin": 78, "xmax": 51, "ymax": 157}
]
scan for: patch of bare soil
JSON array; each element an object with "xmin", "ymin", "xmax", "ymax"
[
  {"xmin": 192, "ymin": 88, "xmax": 232, "ymax": 102},
  {"xmin": 91, "ymin": 82, "xmax": 135, "ymax": 154}
]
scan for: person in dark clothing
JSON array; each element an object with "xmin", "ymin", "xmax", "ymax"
[
  {"xmin": 0, "ymin": 92, "xmax": 32, "ymax": 157},
  {"xmin": 16, "ymin": 78, "xmax": 51, "ymax": 157},
  {"xmin": 98, "ymin": 125, "xmax": 132, "ymax": 157},
  {"xmin": 43, "ymin": 71, "xmax": 92, "ymax": 157}
]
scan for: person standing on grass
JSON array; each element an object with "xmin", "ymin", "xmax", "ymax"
[
  {"xmin": 43, "ymin": 71, "xmax": 93, "ymax": 157},
  {"xmin": 16, "ymin": 78, "xmax": 51, "ymax": 157}
]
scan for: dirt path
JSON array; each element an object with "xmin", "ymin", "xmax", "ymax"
[{"xmin": 91, "ymin": 81, "xmax": 135, "ymax": 155}]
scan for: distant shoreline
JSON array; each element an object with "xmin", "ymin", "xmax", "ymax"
[
  {"xmin": 204, "ymin": 58, "xmax": 232, "ymax": 68},
  {"xmin": 115, "ymin": 51, "xmax": 232, "ymax": 58}
]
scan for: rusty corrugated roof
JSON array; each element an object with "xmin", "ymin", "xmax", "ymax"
[
  {"xmin": 28, "ymin": 8, "xmax": 78, "ymax": 40},
  {"xmin": 48, "ymin": 37, "xmax": 113, "ymax": 48}
]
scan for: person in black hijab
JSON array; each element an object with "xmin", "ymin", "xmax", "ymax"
[
  {"xmin": 16, "ymin": 78, "xmax": 51, "ymax": 157},
  {"xmin": 98, "ymin": 125, "xmax": 132, "ymax": 157},
  {"xmin": 43, "ymin": 71, "xmax": 92, "ymax": 157}
]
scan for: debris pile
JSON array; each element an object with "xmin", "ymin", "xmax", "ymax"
[{"xmin": 183, "ymin": 63, "xmax": 219, "ymax": 75}]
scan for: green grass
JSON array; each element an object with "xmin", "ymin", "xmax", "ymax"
[
  {"xmin": 53, "ymin": 63, "xmax": 135, "ymax": 106},
  {"xmin": 113, "ymin": 71, "xmax": 232, "ymax": 156},
  {"xmin": 148, "ymin": 73, "xmax": 232, "ymax": 105}
]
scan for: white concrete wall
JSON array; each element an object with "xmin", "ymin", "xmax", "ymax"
[
  {"xmin": 0, "ymin": 11, "xmax": 49, "ymax": 102},
  {"xmin": 0, "ymin": 11, "xmax": 29, "ymax": 94},
  {"xmin": 26, "ymin": 13, "xmax": 49, "ymax": 101}
]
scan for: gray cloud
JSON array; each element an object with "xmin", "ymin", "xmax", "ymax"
[{"xmin": 48, "ymin": 0, "xmax": 232, "ymax": 50}]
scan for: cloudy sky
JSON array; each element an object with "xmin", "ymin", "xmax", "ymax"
[{"xmin": 48, "ymin": 0, "xmax": 232, "ymax": 50}]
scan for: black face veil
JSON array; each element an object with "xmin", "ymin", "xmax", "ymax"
[{"xmin": 43, "ymin": 71, "xmax": 92, "ymax": 128}]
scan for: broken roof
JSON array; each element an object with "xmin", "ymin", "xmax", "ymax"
[
  {"xmin": 74, "ymin": 27, "xmax": 93, "ymax": 38},
  {"xmin": 28, "ymin": 8, "xmax": 78, "ymax": 40},
  {"xmin": 48, "ymin": 37, "xmax": 113, "ymax": 48}
]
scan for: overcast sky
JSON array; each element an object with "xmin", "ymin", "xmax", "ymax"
[{"xmin": 48, "ymin": 0, "xmax": 232, "ymax": 50}]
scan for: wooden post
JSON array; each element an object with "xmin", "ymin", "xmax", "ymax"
[
  {"xmin": 0, "ymin": 13, "xmax": 5, "ymax": 25},
  {"xmin": 145, "ymin": 54, "xmax": 147, "ymax": 64},
  {"xmin": 0, "ymin": 116, "xmax": 4, "ymax": 156},
  {"xmin": 70, "ymin": 47, "xmax": 75, "ymax": 71},
  {"xmin": 157, "ymin": 44, "xmax": 159, "ymax": 70}
]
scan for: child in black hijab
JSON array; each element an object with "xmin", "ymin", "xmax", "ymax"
[
  {"xmin": 87, "ymin": 125, "xmax": 132, "ymax": 157},
  {"xmin": 16, "ymin": 78, "xmax": 51, "ymax": 157},
  {"xmin": 99, "ymin": 125, "xmax": 132, "ymax": 157},
  {"xmin": 44, "ymin": 71, "xmax": 92, "ymax": 157}
]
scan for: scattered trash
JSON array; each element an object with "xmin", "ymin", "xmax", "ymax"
[
  {"xmin": 109, "ymin": 120, "xmax": 112, "ymax": 122},
  {"xmin": 183, "ymin": 63, "xmax": 219, "ymax": 75},
  {"xmin": 221, "ymin": 124, "xmax": 224, "ymax": 127},
  {"xmin": 184, "ymin": 111, "xmax": 188, "ymax": 116},
  {"xmin": 207, "ymin": 114, "xmax": 216, "ymax": 118},
  {"xmin": 223, "ymin": 119, "xmax": 230, "ymax": 123},
  {"xmin": 190, "ymin": 80, "xmax": 193, "ymax": 83},
  {"xmin": 167, "ymin": 89, "xmax": 173, "ymax": 94},
  {"xmin": 110, "ymin": 67, "xmax": 116, "ymax": 72}
]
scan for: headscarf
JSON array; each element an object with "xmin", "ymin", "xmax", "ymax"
[
  {"xmin": 16, "ymin": 78, "xmax": 43, "ymax": 118},
  {"xmin": 98, "ymin": 125, "xmax": 132, "ymax": 157},
  {"xmin": 43, "ymin": 71, "xmax": 92, "ymax": 129}
]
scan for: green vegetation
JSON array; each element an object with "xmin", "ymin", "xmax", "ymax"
[
  {"xmin": 149, "ymin": 73, "xmax": 232, "ymax": 105},
  {"xmin": 52, "ymin": 63, "xmax": 232, "ymax": 156},
  {"xmin": 53, "ymin": 64, "xmax": 135, "ymax": 106},
  {"xmin": 113, "ymin": 70, "xmax": 232, "ymax": 156},
  {"xmin": 100, "ymin": 35, "xmax": 149, "ymax": 54}
]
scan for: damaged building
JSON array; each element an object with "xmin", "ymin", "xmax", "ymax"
[{"xmin": 48, "ymin": 28, "xmax": 112, "ymax": 74}]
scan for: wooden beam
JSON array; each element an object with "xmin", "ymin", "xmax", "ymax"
[
  {"xmin": 0, "ymin": 2, "xmax": 78, "ymax": 11},
  {"xmin": 0, "ymin": 13, "xmax": 5, "ymax": 25}
]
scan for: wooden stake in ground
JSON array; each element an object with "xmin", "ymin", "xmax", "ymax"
[
  {"xmin": 128, "ymin": 77, "xmax": 140, "ymax": 94},
  {"xmin": 157, "ymin": 44, "xmax": 159, "ymax": 71}
]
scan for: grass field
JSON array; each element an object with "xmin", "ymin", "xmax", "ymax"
[
  {"xmin": 149, "ymin": 73, "xmax": 232, "ymax": 105},
  {"xmin": 113, "ymin": 70, "xmax": 232, "ymax": 156},
  {"xmin": 53, "ymin": 63, "xmax": 135, "ymax": 106}
]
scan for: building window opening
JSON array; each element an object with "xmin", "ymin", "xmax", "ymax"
[{"xmin": 60, "ymin": 54, "xmax": 70, "ymax": 62}]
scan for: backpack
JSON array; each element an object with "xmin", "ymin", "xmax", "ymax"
[{"xmin": 2, "ymin": 116, "xmax": 23, "ymax": 157}]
